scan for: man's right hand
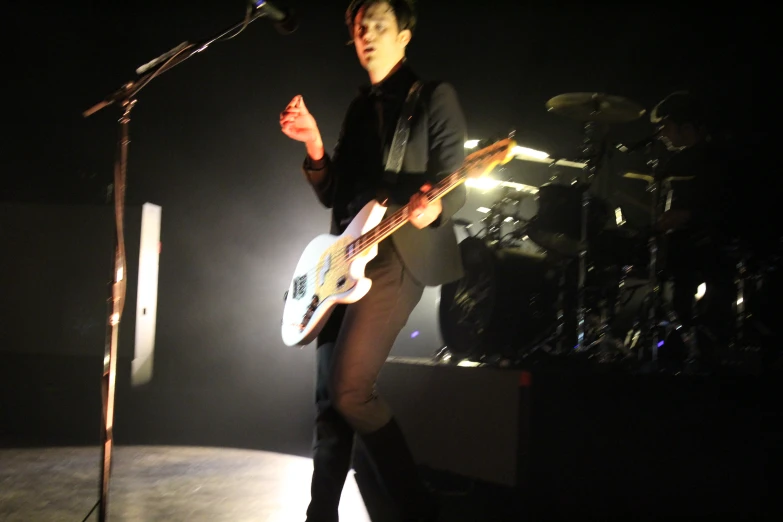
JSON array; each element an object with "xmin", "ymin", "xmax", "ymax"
[{"xmin": 280, "ymin": 95, "xmax": 324, "ymax": 160}]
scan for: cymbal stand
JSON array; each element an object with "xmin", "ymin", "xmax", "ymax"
[
  {"xmin": 574, "ymin": 120, "xmax": 602, "ymax": 352},
  {"xmin": 638, "ymin": 143, "xmax": 671, "ymax": 366},
  {"xmin": 482, "ymin": 189, "xmax": 510, "ymax": 247},
  {"xmin": 733, "ymin": 249, "xmax": 748, "ymax": 346}
]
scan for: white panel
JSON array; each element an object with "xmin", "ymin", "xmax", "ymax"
[{"xmin": 132, "ymin": 203, "xmax": 162, "ymax": 386}]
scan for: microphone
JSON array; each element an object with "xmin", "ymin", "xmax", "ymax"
[
  {"xmin": 253, "ymin": 0, "xmax": 298, "ymax": 34},
  {"xmin": 136, "ymin": 42, "xmax": 190, "ymax": 75},
  {"xmin": 615, "ymin": 130, "xmax": 661, "ymax": 154}
]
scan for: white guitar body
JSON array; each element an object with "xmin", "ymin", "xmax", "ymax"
[{"xmin": 281, "ymin": 200, "xmax": 388, "ymax": 346}]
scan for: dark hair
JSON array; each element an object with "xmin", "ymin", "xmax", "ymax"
[
  {"xmin": 650, "ymin": 91, "xmax": 710, "ymax": 129},
  {"xmin": 345, "ymin": 0, "xmax": 417, "ymax": 38}
]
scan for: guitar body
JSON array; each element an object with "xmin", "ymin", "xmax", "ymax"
[{"xmin": 281, "ymin": 200, "xmax": 388, "ymax": 346}]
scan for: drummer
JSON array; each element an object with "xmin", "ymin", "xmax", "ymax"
[
  {"xmin": 651, "ymin": 91, "xmax": 738, "ymax": 364},
  {"xmin": 652, "ymin": 91, "xmax": 736, "ymax": 236}
]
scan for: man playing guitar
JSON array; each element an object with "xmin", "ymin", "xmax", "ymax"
[{"xmin": 279, "ymin": 1, "xmax": 467, "ymax": 520}]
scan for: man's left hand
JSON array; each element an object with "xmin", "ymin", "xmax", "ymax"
[{"xmin": 408, "ymin": 183, "xmax": 442, "ymax": 229}]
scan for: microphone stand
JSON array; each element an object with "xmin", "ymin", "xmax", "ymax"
[{"xmin": 82, "ymin": 8, "xmax": 274, "ymax": 521}]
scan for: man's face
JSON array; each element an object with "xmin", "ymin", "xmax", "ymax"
[
  {"xmin": 353, "ymin": 2, "xmax": 410, "ymax": 74},
  {"xmin": 658, "ymin": 119, "xmax": 686, "ymax": 151}
]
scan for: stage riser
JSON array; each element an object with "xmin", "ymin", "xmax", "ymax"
[{"xmin": 377, "ymin": 359, "xmax": 764, "ymax": 518}]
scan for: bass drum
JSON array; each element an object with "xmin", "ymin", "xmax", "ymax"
[{"xmin": 439, "ymin": 237, "xmax": 559, "ymax": 360}]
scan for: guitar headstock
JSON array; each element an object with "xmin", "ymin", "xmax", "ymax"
[{"xmin": 463, "ymin": 138, "xmax": 517, "ymax": 179}]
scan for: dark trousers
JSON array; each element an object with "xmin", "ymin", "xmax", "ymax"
[
  {"xmin": 667, "ymin": 233, "xmax": 735, "ymax": 361},
  {"xmin": 305, "ymin": 240, "xmax": 428, "ymax": 522}
]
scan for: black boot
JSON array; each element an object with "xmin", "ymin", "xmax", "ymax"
[
  {"xmin": 305, "ymin": 407, "xmax": 355, "ymax": 522},
  {"xmin": 358, "ymin": 418, "xmax": 439, "ymax": 522},
  {"xmin": 306, "ymin": 338, "xmax": 356, "ymax": 522}
]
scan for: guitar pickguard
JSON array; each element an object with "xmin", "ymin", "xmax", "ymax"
[
  {"xmin": 291, "ymin": 236, "xmax": 359, "ymax": 333},
  {"xmin": 315, "ymin": 236, "xmax": 358, "ymax": 297}
]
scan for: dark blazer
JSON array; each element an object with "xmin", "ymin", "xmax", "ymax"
[{"xmin": 302, "ymin": 64, "xmax": 467, "ymax": 286}]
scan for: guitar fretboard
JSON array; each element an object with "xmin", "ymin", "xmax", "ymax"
[{"xmin": 345, "ymin": 168, "xmax": 465, "ymax": 260}]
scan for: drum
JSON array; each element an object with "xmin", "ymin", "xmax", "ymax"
[
  {"xmin": 589, "ymin": 227, "xmax": 650, "ymax": 272},
  {"xmin": 527, "ymin": 183, "xmax": 610, "ymax": 256},
  {"xmin": 439, "ymin": 237, "xmax": 559, "ymax": 360}
]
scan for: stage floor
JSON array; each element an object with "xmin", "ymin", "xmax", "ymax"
[{"xmin": 0, "ymin": 446, "xmax": 370, "ymax": 522}]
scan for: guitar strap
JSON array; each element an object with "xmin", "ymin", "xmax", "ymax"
[{"xmin": 382, "ymin": 80, "xmax": 423, "ymax": 185}]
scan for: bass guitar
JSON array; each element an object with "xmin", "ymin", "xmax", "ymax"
[{"xmin": 281, "ymin": 138, "xmax": 517, "ymax": 346}]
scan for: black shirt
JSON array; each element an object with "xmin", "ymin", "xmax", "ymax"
[
  {"xmin": 302, "ymin": 62, "xmax": 468, "ymax": 286},
  {"xmin": 305, "ymin": 62, "xmax": 466, "ymax": 233},
  {"xmin": 662, "ymin": 138, "xmax": 738, "ymax": 241}
]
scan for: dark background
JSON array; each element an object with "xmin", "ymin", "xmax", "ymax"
[{"xmin": 1, "ymin": 1, "xmax": 763, "ymax": 458}]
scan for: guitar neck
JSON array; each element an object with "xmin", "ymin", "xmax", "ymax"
[{"xmin": 347, "ymin": 169, "xmax": 466, "ymax": 259}]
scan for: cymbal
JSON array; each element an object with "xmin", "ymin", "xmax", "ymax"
[
  {"xmin": 623, "ymin": 172, "xmax": 696, "ymax": 184},
  {"xmin": 546, "ymin": 93, "xmax": 646, "ymax": 123}
]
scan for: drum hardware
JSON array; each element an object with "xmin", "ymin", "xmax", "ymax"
[
  {"xmin": 716, "ymin": 240, "xmax": 781, "ymax": 369},
  {"xmin": 733, "ymin": 249, "xmax": 748, "ymax": 346},
  {"xmin": 476, "ymin": 186, "xmax": 535, "ymax": 248},
  {"xmin": 544, "ymin": 92, "xmax": 645, "ymax": 353},
  {"xmin": 439, "ymin": 96, "xmax": 776, "ymax": 374},
  {"xmin": 438, "ymin": 237, "xmax": 561, "ymax": 363},
  {"xmin": 579, "ymin": 264, "xmax": 640, "ymax": 362}
]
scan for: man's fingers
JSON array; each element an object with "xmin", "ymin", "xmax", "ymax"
[
  {"xmin": 410, "ymin": 194, "xmax": 428, "ymax": 211},
  {"xmin": 280, "ymin": 110, "xmax": 301, "ymax": 122},
  {"xmin": 286, "ymin": 95, "xmax": 302, "ymax": 109},
  {"xmin": 413, "ymin": 184, "xmax": 432, "ymax": 209}
]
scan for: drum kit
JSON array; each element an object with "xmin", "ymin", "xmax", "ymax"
[{"xmin": 438, "ymin": 93, "xmax": 781, "ymax": 374}]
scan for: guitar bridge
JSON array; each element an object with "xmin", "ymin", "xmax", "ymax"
[
  {"xmin": 293, "ymin": 275, "xmax": 307, "ymax": 299},
  {"xmin": 300, "ymin": 295, "xmax": 319, "ymax": 330}
]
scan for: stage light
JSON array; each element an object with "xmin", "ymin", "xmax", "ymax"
[
  {"xmin": 465, "ymin": 177, "xmax": 501, "ymax": 190},
  {"xmin": 511, "ymin": 145, "xmax": 549, "ymax": 160},
  {"xmin": 499, "ymin": 181, "xmax": 539, "ymax": 194},
  {"xmin": 615, "ymin": 207, "xmax": 626, "ymax": 226},
  {"xmin": 695, "ymin": 283, "xmax": 706, "ymax": 301},
  {"xmin": 464, "ymin": 140, "xmax": 480, "ymax": 149},
  {"xmin": 465, "ymin": 178, "xmax": 539, "ymax": 194}
]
